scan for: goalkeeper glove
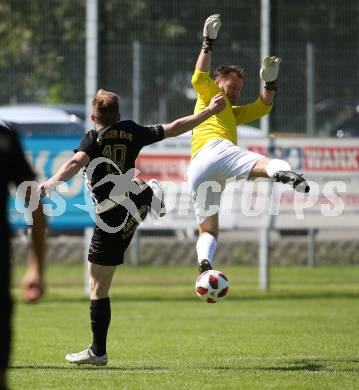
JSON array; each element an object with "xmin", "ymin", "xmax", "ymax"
[
  {"xmin": 260, "ymin": 56, "xmax": 281, "ymax": 90},
  {"xmin": 202, "ymin": 14, "xmax": 221, "ymax": 53}
]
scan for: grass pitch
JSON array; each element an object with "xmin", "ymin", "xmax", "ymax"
[{"xmin": 9, "ymin": 265, "xmax": 359, "ymax": 389}]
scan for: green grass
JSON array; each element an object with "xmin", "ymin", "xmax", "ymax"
[{"xmin": 9, "ymin": 265, "xmax": 359, "ymax": 389}]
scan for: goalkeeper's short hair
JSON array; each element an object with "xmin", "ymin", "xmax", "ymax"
[{"xmin": 213, "ymin": 65, "xmax": 246, "ymax": 81}]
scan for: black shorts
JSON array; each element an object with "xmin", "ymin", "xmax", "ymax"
[{"xmin": 88, "ymin": 184, "xmax": 152, "ymax": 266}]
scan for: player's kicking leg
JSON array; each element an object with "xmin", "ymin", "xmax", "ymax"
[
  {"xmin": 249, "ymin": 157, "xmax": 310, "ymax": 193},
  {"xmin": 65, "ymin": 262, "xmax": 116, "ymax": 366},
  {"xmin": 197, "ymin": 214, "xmax": 219, "ymax": 273}
]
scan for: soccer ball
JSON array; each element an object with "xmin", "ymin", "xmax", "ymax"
[{"xmin": 195, "ymin": 270, "xmax": 229, "ymax": 303}]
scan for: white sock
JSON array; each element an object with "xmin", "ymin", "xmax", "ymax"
[
  {"xmin": 266, "ymin": 159, "xmax": 291, "ymax": 177},
  {"xmin": 196, "ymin": 232, "xmax": 217, "ymax": 264}
]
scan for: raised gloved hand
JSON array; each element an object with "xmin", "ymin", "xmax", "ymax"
[
  {"xmin": 260, "ymin": 56, "xmax": 281, "ymax": 90},
  {"xmin": 203, "ymin": 14, "xmax": 221, "ymax": 39},
  {"xmin": 202, "ymin": 14, "xmax": 221, "ymax": 53}
]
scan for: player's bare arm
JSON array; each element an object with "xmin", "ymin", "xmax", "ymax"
[
  {"xmin": 39, "ymin": 151, "xmax": 90, "ymax": 197},
  {"xmin": 163, "ymin": 93, "xmax": 225, "ymax": 138},
  {"xmin": 195, "ymin": 14, "xmax": 221, "ymax": 72},
  {"xmin": 21, "ymin": 184, "xmax": 46, "ymax": 303},
  {"xmin": 259, "ymin": 56, "xmax": 281, "ymax": 106}
]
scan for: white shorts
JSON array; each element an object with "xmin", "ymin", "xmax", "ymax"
[{"xmin": 187, "ymin": 139, "xmax": 264, "ymax": 224}]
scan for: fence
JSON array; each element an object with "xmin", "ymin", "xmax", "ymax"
[
  {"xmin": 3, "ymin": 1, "xmax": 359, "ymax": 289},
  {"xmin": 1, "ymin": 1, "xmax": 358, "ymax": 133}
]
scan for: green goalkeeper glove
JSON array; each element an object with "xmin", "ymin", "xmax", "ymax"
[
  {"xmin": 260, "ymin": 56, "xmax": 281, "ymax": 90},
  {"xmin": 202, "ymin": 14, "xmax": 221, "ymax": 53}
]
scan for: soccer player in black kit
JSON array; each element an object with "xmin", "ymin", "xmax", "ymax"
[
  {"xmin": 39, "ymin": 89, "xmax": 225, "ymax": 365},
  {"xmin": 0, "ymin": 120, "xmax": 46, "ymax": 390}
]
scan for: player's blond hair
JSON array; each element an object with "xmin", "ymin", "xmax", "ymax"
[{"xmin": 92, "ymin": 89, "xmax": 120, "ymax": 126}]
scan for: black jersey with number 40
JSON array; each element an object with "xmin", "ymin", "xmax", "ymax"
[{"xmin": 75, "ymin": 120, "xmax": 164, "ymax": 205}]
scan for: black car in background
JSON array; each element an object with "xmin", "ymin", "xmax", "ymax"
[
  {"xmin": 282, "ymin": 98, "xmax": 359, "ymax": 138},
  {"xmin": 316, "ymin": 98, "xmax": 359, "ymax": 138}
]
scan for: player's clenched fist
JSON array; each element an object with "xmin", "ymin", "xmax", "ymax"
[
  {"xmin": 208, "ymin": 93, "xmax": 226, "ymax": 114},
  {"xmin": 38, "ymin": 180, "xmax": 57, "ymax": 198},
  {"xmin": 203, "ymin": 14, "xmax": 221, "ymax": 40},
  {"xmin": 260, "ymin": 56, "xmax": 281, "ymax": 82},
  {"xmin": 21, "ymin": 265, "xmax": 44, "ymax": 303}
]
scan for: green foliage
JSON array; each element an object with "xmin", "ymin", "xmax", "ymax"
[
  {"xmin": 0, "ymin": 0, "xmax": 85, "ymax": 104},
  {"xmin": 0, "ymin": 0, "xmax": 358, "ymax": 128},
  {"xmin": 9, "ymin": 265, "xmax": 359, "ymax": 389},
  {"xmin": 44, "ymin": 83, "xmax": 74, "ymax": 104}
]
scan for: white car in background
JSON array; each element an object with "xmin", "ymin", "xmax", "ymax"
[{"xmin": 0, "ymin": 105, "xmax": 85, "ymax": 136}]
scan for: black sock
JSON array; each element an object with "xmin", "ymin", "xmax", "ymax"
[{"xmin": 90, "ymin": 297, "xmax": 111, "ymax": 356}]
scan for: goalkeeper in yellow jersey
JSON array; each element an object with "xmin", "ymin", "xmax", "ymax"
[{"xmin": 188, "ymin": 14, "xmax": 310, "ymax": 273}]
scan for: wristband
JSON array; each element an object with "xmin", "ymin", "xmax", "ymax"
[
  {"xmin": 264, "ymin": 81, "xmax": 277, "ymax": 91},
  {"xmin": 202, "ymin": 37, "xmax": 215, "ymax": 53}
]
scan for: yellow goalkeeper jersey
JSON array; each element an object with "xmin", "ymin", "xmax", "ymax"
[{"xmin": 191, "ymin": 68, "xmax": 272, "ymax": 158}]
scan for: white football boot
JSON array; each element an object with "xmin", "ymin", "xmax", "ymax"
[
  {"xmin": 147, "ymin": 178, "xmax": 166, "ymax": 217},
  {"xmin": 65, "ymin": 346, "xmax": 108, "ymax": 366}
]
